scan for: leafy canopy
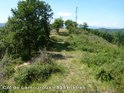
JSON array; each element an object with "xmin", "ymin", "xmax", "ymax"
[
  {"xmin": 6, "ymin": 0, "xmax": 53, "ymax": 61},
  {"xmin": 52, "ymin": 18, "xmax": 64, "ymax": 33},
  {"xmin": 65, "ymin": 20, "xmax": 77, "ymax": 33}
]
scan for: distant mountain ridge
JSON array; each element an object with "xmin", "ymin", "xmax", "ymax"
[
  {"xmin": 96, "ymin": 28, "xmax": 124, "ymax": 32},
  {"xmin": 89, "ymin": 26, "xmax": 124, "ymax": 32},
  {"xmin": 89, "ymin": 26, "xmax": 124, "ymax": 29}
]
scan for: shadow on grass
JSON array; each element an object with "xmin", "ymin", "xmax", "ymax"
[
  {"xmin": 48, "ymin": 52, "xmax": 73, "ymax": 60},
  {"xmin": 48, "ymin": 41, "xmax": 74, "ymax": 52},
  {"xmin": 48, "ymin": 53, "xmax": 65, "ymax": 60},
  {"xmin": 59, "ymin": 32, "xmax": 69, "ymax": 36}
]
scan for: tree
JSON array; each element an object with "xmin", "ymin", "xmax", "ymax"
[
  {"xmin": 65, "ymin": 20, "xmax": 77, "ymax": 33},
  {"xmin": 82, "ymin": 22, "xmax": 88, "ymax": 30},
  {"xmin": 91, "ymin": 29, "xmax": 114, "ymax": 42},
  {"xmin": 0, "ymin": 27, "xmax": 7, "ymax": 59},
  {"xmin": 6, "ymin": 0, "xmax": 53, "ymax": 61},
  {"xmin": 52, "ymin": 18, "xmax": 64, "ymax": 34},
  {"xmin": 114, "ymin": 31, "xmax": 124, "ymax": 45}
]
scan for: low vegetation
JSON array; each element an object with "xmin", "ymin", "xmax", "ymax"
[
  {"xmin": 0, "ymin": 0, "xmax": 124, "ymax": 93},
  {"xmin": 15, "ymin": 62, "xmax": 64, "ymax": 86}
]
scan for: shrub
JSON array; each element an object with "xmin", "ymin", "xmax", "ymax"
[
  {"xmin": 0, "ymin": 84, "xmax": 9, "ymax": 93},
  {"xmin": 3, "ymin": 66, "xmax": 15, "ymax": 79},
  {"xmin": 67, "ymin": 34, "xmax": 106, "ymax": 53},
  {"xmin": 14, "ymin": 63, "xmax": 63, "ymax": 86},
  {"xmin": 96, "ymin": 69, "xmax": 113, "ymax": 81},
  {"xmin": 82, "ymin": 52, "xmax": 112, "ymax": 67},
  {"xmin": 82, "ymin": 47, "xmax": 124, "ymax": 92},
  {"xmin": 5, "ymin": 0, "xmax": 53, "ymax": 61},
  {"xmin": 90, "ymin": 30, "xmax": 114, "ymax": 42}
]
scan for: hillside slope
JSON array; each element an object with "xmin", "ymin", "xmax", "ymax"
[{"xmin": 5, "ymin": 29, "xmax": 124, "ymax": 93}]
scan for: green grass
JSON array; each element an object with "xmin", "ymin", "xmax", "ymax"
[
  {"xmin": 1, "ymin": 29, "xmax": 124, "ymax": 93},
  {"xmin": 9, "ymin": 51, "xmax": 115, "ymax": 93}
]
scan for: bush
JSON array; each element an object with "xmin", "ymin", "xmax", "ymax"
[
  {"xmin": 82, "ymin": 51, "xmax": 115, "ymax": 67},
  {"xmin": 5, "ymin": 0, "xmax": 53, "ymax": 61},
  {"xmin": 3, "ymin": 66, "xmax": 15, "ymax": 79},
  {"xmin": 14, "ymin": 62, "xmax": 63, "ymax": 86},
  {"xmin": 0, "ymin": 84, "xmax": 9, "ymax": 93},
  {"xmin": 96, "ymin": 69, "xmax": 113, "ymax": 81},
  {"xmin": 67, "ymin": 34, "xmax": 107, "ymax": 53},
  {"xmin": 82, "ymin": 47, "xmax": 124, "ymax": 92},
  {"xmin": 90, "ymin": 30, "xmax": 114, "ymax": 42}
]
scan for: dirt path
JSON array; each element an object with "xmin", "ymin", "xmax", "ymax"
[{"xmin": 51, "ymin": 50, "xmax": 115, "ymax": 93}]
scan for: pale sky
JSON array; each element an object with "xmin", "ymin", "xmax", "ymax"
[{"xmin": 0, "ymin": 0, "xmax": 124, "ymax": 28}]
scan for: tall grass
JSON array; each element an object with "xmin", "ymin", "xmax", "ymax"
[
  {"xmin": 14, "ymin": 62, "xmax": 64, "ymax": 86},
  {"xmin": 66, "ymin": 32, "xmax": 124, "ymax": 92}
]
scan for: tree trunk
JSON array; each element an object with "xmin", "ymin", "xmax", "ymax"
[{"xmin": 56, "ymin": 28, "xmax": 59, "ymax": 34}]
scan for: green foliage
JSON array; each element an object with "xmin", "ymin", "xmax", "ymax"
[
  {"xmin": 113, "ymin": 31, "xmax": 124, "ymax": 46},
  {"xmin": 90, "ymin": 29, "xmax": 124, "ymax": 46},
  {"xmin": 96, "ymin": 69, "xmax": 113, "ymax": 81},
  {"xmin": 14, "ymin": 62, "xmax": 63, "ymax": 86},
  {"xmin": 1, "ymin": 1, "xmax": 124, "ymax": 92},
  {"xmin": 65, "ymin": 20, "xmax": 77, "ymax": 33},
  {"xmin": 0, "ymin": 27, "xmax": 7, "ymax": 59},
  {"xmin": 0, "ymin": 84, "xmax": 9, "ymax": 93},
  {"xmin": 0, "ymin": 53, "xmax": 22, "ymax": 80},
  {"xmin": 48, "ymin": 40, "xmax": 71, "ymax": 52},
  {"xmin": 82, "ymin": 47, "xmax": 124, "ymax": 92},
  {"xmin": 90, "ymin": 29, "xmax": 114, "ymax": 42},
  {"xmin": 79, "ymin": 22, "xmax": 89, "ymax": 30},
  {"xmin": 67, "ymin": 34, "xmax": 106, "ymax": 53},
  {"xmin": 5, "ymin": 0, "xmax": 53, "ymax": 61},
  {"xmin": 67, "ymin": 32, "xmax": 124, "ymax": 92},
  {"xmin": 52, "ymin": 18, "xmax": 64, "ymax": 33},
  {"xmin": 3, "ymin": 66, "xmax": 15, "ymax": 79}
]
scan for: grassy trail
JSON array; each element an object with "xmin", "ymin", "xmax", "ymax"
[{"xmin": 10, "ymin": 30, "xmax": 116, "ymax": 93}]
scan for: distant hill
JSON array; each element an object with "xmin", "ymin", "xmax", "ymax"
[
  {"xmin": 89, "ymin": 25, "xmax": 124, "ymax": 29},
  {"xmin": 97, "ymin": 28, "xmax": 124, "ymax": 32},
  {"xmin": 89, "ymin": 26, "xmax": 124, "ymax": 32},
  {"xmin": 0, "ymin": 23, "xmax": 5, "ymax": 27}
]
